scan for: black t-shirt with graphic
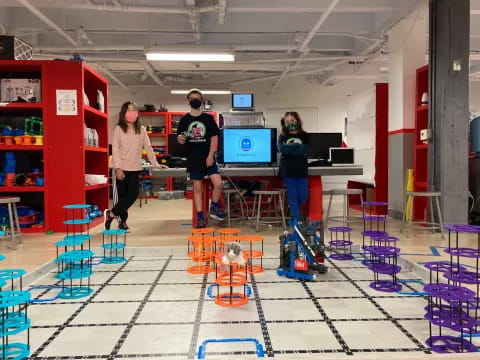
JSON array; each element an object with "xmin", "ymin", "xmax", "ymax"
[
  {"xmin": 177, "ymin": 113, "xmax": 220, "ymax": 170},
  {"xmin": 278, "ymin": 131, "xmax": 309, "ymax": 178}
]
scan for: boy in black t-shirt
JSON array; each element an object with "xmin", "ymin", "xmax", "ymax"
[{"xmin": 177, "ymin": 89, "xmax": 225, "ymax": 228}]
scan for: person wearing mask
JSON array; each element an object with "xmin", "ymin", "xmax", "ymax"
[
  {"xmin": 177, "ymin": 89, "xmax": 225, "ymax": 228},
  {"xmin": 278, "ymin": 111, "xmax": 309, "ymax": 224},
  {"xmin": 104, "ymin": 101, "xmax": 167, "ymax": 231}
]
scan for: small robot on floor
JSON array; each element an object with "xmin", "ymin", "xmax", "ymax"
[{"xmin": 277, "ymin": 220, "xmax": 328, "ymax": 281}]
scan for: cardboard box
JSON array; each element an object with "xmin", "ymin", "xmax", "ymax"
[{"xmin": 0, "ymin": 78, "xmax": 41, "ymax": 102}]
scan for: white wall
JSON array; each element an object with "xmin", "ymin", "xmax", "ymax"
[{"xmin": 471, "ymin": 81, "xmax": 480, "ymax": 118}]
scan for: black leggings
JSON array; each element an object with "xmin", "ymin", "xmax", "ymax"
[{"xmin": 112, "ymin": 170, "xmax": 140, "ymax": 222}]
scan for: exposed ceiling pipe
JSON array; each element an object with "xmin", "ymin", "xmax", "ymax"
[
  {"xmin": 97, "ymin": 63, "xmax": 129, "ymax": 90},
  {"xmin": 187, "ymin": 7, "xmax": 200, "ymax": 41},
  {"xmin": 15, "ymin": 0, "xmax": 77, "ymax": 46},
  {"xmin": 273, "ymin": 0, "xmax": 339, "ymax": 89},
  {"xmin": 72, "ymin": 3, "xmax": 216, "ymax": 14},
  {"xmin": 218, "ymin": 0, "xmax": 227, "ymax": 24},
  {"xmin": 140, "ymin": 61, "xmax": 164, "ymax": 86},
  {"xmin": 238, "ymin": 56, "xmax": 369, "ymax": 63}
]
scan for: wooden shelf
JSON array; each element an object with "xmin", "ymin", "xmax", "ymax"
[
  {"xmin": 0, "ymin": 145, "xmax": 44, "ymax": 151},
  {"xmin": 148, "ymin": 133, "xmax": 167, "ymax": 137},
  {"xmin": 84, "ymin": 105, "xmax": 108, "ymax": 119},
  {"xmin": 0, "ymin": 103, "xmax": 43, "ymax": 110},
  {"xmin": 417, "ymin": 104, "xmax": 428, "ymax": 111},
  {"xmin": 85, "ymin": 183, "xmax": 109, "ymax": 191},
  {"xmin": 85, "ymin": 146, "xmax": 108, "ymax": 153},
  {"xmin": 0, "ymin": 186, "xmax": 44, "ymax": 192},
  {"xmin": 416, "ymin": 144, "xmax": 428, "ymax": 150}
]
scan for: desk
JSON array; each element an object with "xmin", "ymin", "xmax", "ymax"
[{"xmin": 153, "ymin": 166, "xmax": 363, "ymax": 226}]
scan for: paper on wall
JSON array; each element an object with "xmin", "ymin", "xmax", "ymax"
[{"xmin": 56, "ymin": 89, "xmax": 77, "ymax": 115}]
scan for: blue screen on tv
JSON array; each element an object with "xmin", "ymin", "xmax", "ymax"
[
  {"xmin": 232, "ymin": 93, "xmax": 253, "ymax": 108},
  {"xmin": 222, "ymin": 128, "xmax": 272, "ymax": 163}
]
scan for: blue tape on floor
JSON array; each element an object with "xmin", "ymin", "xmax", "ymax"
[
  {"xmin": 401, "ymin": 246, "xmax": 446, "ymax": 257},
  {"xmin": 28, "ymin": 285, "xmax": 63, "ymax": 303},
  {"xmin": 197, "ymin": 338, "xmax": 265, "ymax": 359},
  {"xmin": 396, "ymin": 280, "xmax": 427, "ymax": 296}
]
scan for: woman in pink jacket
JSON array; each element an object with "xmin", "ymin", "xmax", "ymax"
[{"xmin": 104, "ymin": 101, "xmax": 167, "ymax": 231}]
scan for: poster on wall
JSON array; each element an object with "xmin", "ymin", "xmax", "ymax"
[{"xmin": 56, "ymin": 89, "xmax": 77, "ymax": 115}]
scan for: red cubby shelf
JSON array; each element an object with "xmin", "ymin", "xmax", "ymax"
[
  {"xmin": 0, "ymin": 186, "xmax": 44, "ymax": 192},
  {"xmin": 413, "ymin": 65, "xmax": 429, "ymax": 221},
  {"xmin": 148, "ymin": 133, "xmax": 167, "ymax": 137},
  {"xmin": 85, "ymin": 184, "xmax": 109, "ymax": 191},
  {"xmin": 0, "ymin": 145, "xmax": 44, "ymax": 151},
  {"xmin": 0, "ymin": 60, "xmax": 110, "ymax": 232},
  {"xmin": 22, "ymin": 227, "xmax": 46, "ymax": 233}
]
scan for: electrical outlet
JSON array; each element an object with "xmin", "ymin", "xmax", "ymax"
[{"xmin": 420, "ymin": 129, "xmax": 432, "ymax": 142}]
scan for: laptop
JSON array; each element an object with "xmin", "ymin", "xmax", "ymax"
[{"xmin": 329, "ymin": 147, "xmax": 354, "ymax": 166}]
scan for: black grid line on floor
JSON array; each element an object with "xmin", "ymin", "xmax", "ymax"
[
  {"xmin": 326, "ymin": 258, "xmax": 432, "ymax": 355},
  {"xmin": 30, "ymin": 257, "xmax": 133, "ymax": 358},
  {"xmin": 187, "ymin": 272, "xmax": 209, "ymax": 359},
  {"xmin": 301, "ymin": 281, "xmax": 352, "ymax": 355},
  {"xmin": 250, "ymin": 272, "xmax": 275, "ymax": 357},
  {"xmin": 109, "ymin": 255, "xmax": 172, "ymax": 358}
]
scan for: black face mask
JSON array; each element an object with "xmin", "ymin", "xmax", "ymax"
[{"xmin": 189, "ymin": 98, "xmax": 202, "ymax": 109}]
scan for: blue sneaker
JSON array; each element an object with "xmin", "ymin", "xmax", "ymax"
[
  {"xmin": 209, "ymin": 207, "xmax": 225, "ymax": 221},
  {"xmin": 196, "ymin": 217, "xmax": 206, "ymax": 228}
]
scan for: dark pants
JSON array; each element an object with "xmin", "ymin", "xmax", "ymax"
[
  {"xmin": 112, "ymin": 170, "xmax": 140, "ymax": 222},
  {"xmin": 283, "ymin": 177, "xmax": 308, "ymax": 222}
]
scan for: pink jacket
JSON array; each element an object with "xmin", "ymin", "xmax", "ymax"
[{"xmin": 111, "ymin": 125, "xmax": 158, "ymax": 171}]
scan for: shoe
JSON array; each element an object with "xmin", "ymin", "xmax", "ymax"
[
  {"xmin": 104, "ymin": 209, "xmax": 114, "ymax": 230},
  {"xmin": 209, "ymin": 207, "xmax": 225, "ymax": 221},
  {"xmin": 196, "ymin": 217, "xmax": 206, "ymax": 228},
  {"xmin": 118, "ymin": 221, "xmax": 130, "ymax": 233}
]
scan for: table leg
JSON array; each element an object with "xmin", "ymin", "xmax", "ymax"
[{"xmin": 307, "ymin": 176, "xmax": 323, "ymax": 221}]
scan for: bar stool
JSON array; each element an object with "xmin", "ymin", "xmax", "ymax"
[
  {"xmin": 252, "ymin": 190, "xmax": 286, "ymax": 232},
  {"xmin": 325, "ymin": 188, "xmax": 364, "ymax": 227},
  {"xmin": 224, "ymin": 189, "xmax": 246, "ymax": 227},
  {"xmin": 400, "ymin": 191, "xmax": 444, "ymax": 238},
  {"xmin": 0, "ymin": 197, "xmax": 22, "ymax": 249}
]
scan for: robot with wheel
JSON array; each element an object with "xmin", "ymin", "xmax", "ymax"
[{"xmin": 277, "ymin": 220, "xmax": 328, "ymax": 281}]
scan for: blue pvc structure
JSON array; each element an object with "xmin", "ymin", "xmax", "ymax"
[
  {"xmin": 0, "ymin": 343, "xmax": 30, "ymax": 360},
  {"xmin": 197, "ymin": 338, "xmax": 264, "ymax": 359},
  {"xmin": 0, "ymin": 291, "xmax": 31, "ymax": 308},
  {"xmin": 56, "ymin": 250, "xmax": 94, "ymax": 263},
  {"xmin": 102, "ymin": 229, "xmax": 128, "ymax": 235},
  {"xmin": 63, "ymin": 204, "xmax": 91, "ymax": 209},
  {"xmin": 0, "ymin": 269, "xmax": 26, "ymax": 282},
  {"xmin": 206, "ymin": 284, "xmax": 252, "ymax": 299},
  {"xmin": 63, "ymin": 219, "xmax": 91, "ymax": 225},
  {"xmin": 0, "ymin": 254, "xmax": 5, "ymax": 261}
]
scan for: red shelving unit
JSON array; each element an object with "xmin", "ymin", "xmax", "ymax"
[
  {"xmin": 414, "ymin": 65, "xmax": 429, "ymax": 221},
  {"xmin": 0, "ymin": 60, "xmax": 109, "ymax": 232}
]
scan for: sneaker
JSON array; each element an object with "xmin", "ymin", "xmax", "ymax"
[
  {"xmin": 209, "ymin": 207, "xmax": 226, "ymax": 221},
  {"xmin": 196, "ymin": 217, "xmax": 206, "ymax": 229},
  {"xmin": 103, "ymin": 209, "xmax": 114, "ymax": 230},
  {"xmin": 118, "ymin": 221, "xmax": 130, "ymax": 233}
]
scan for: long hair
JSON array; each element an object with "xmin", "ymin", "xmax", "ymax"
[
  {"xmin": 281, "ymin": 111, "xmax": 304, "ymax": 137},
  {"xmin": 118, "ymin": 101, "xmax": 141, "ymax": 134}
]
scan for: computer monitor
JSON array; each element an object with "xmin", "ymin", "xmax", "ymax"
[
  {"xmin": 329, "ymin": 147, "xmax": 354, "ymax": 166},
  {"xmin": 231, "ymin": 93, "xmax": 254, "ymax": 110},
  {"xmin": 307, "ymin": 133, "xmax": 343, "ymax": 159},
  {"xmin": 219, "ymin": 128, "xmax": 277, "ymax": 165},
  {"xmin": 168, "ymin": 134, "xmax": 187, "ymax": 157}
]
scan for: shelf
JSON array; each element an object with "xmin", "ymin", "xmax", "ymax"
[
  {"xmin": 148, "ymin": 133, "xmax": 167, "ymax": 137},
  {"xmin": 417, "ymin": 104, "xmax": 428, "ymax": 112},
  {"xmin": 85, "ymin": 183, "xmax": 109, "ymax": 191},
  {"xmin": 415, "ymin": 182, "xmax": 428, "ymax": 189},
  {"xmin": 84, "ymin": 105, "xmax": 108, "ymax": 120},
  {"xmin": 0, "ymin": 103, "xmax": 43, "ymax": 111},
  {"xmin": 21, "ymin": 226, "xmax": 46, "ymax": 233},
  {"xmin": 85, "ymin": 146, "xmax": 108, "ymax": 153},
  {"xmin": 0, "ymin": 186, "xmax": 44, "ymax": 192},
  {"xmin": 84, "ymin": 64, "xmax": 108, "ymax": 85},
  {"xmin": 415, "ymin": 144, "xmax": 428, "ymax": 150},
  {"xmin": 0, "ymin": 145, "xmax": 44, "ymax": 151}
]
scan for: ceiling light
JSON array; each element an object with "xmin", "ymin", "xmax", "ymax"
[
  {"xmin": 146, "ymin": 52, "xmax": 234, "ymax": 62},
  {"xmin": 171, "ymin": 90, "xmax": 231, "ymax": 95}
]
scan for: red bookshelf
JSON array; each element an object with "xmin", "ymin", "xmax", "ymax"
[
  {"xmin": 0, "ymin": 60, "xmax": 110, "ymax": 232},
  {"xmin": 413, "ymin": 65, "xmax": 429, "ymax": 221}
]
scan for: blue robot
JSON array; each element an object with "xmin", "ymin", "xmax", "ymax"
[{"xmin": 277, "ymin": 220, "xmax": 327, "ymax": 281}]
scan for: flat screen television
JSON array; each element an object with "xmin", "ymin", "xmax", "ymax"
[
  {"xmin": 329, "ymin": 147, "xmax": 354, "ymax": 166},
  {"xmin": 231, "ymin": 93, "xmax": 254, "ymax": 110},
  {"xmin": 307, "ymin": 133, "xmax": 343, "ymax": 159},
  {"xmin": 219, "ymin": 127, "xmax": 277, "ymax": 165}
]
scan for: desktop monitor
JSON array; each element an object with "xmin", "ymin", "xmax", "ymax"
[
  {"xmin": 219, "ymin": 128, "xmax": 277, "ymax": 165},
  {"xmin": 168, "ymin": 134, "xmax": 187, "ymax": 157},
  {"xmin": 329, "ymin": 147, "xmax": 354, "ymax": 166},
  {"xmin": 307, "ymin": 133, "xmax": 343, "ymax": 159},
  {"xmin": 231, "ymin": 93, "xmax": 254, "ymax": 110}
]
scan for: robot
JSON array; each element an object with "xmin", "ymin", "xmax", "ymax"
[{"xmin": 277, "ymin": 220, "xmax": 327, "ymax": 281}]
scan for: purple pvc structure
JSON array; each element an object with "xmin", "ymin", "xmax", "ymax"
[
  {"xmin": 365, "ymin": 244, "xmax": 402, "ymax": 292},
  {"xmin": 328, "ymin": 226, "xmax": 353, "ymax": 261},
  {"xmin": 423, "ymin": 223, "xmax": 480, "ymax": 353}
]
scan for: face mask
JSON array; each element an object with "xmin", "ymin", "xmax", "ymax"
[
  {"xmin": 286, "ymin": 122, "xmax": 298, "ymax": 131},
  {"xmin": 125, "ymin": 111, "xmax": 138, "ymax": 123},
  {"xmin": 189, "ymin": 98, "xmax": 202, "ymax": 109}
]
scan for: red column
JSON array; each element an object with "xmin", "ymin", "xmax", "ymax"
[{"xmin": 307, "ymin": 176, "xmax": 323, "ymax": 221}]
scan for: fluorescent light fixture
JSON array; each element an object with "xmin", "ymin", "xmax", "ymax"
[
  {"xmin": 171, "ymin": 90, "xmax": 231, "ymax": 95},
  {"xmin": 146, "ymin": 52, "xmax": 234, "ymax": 62}
]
